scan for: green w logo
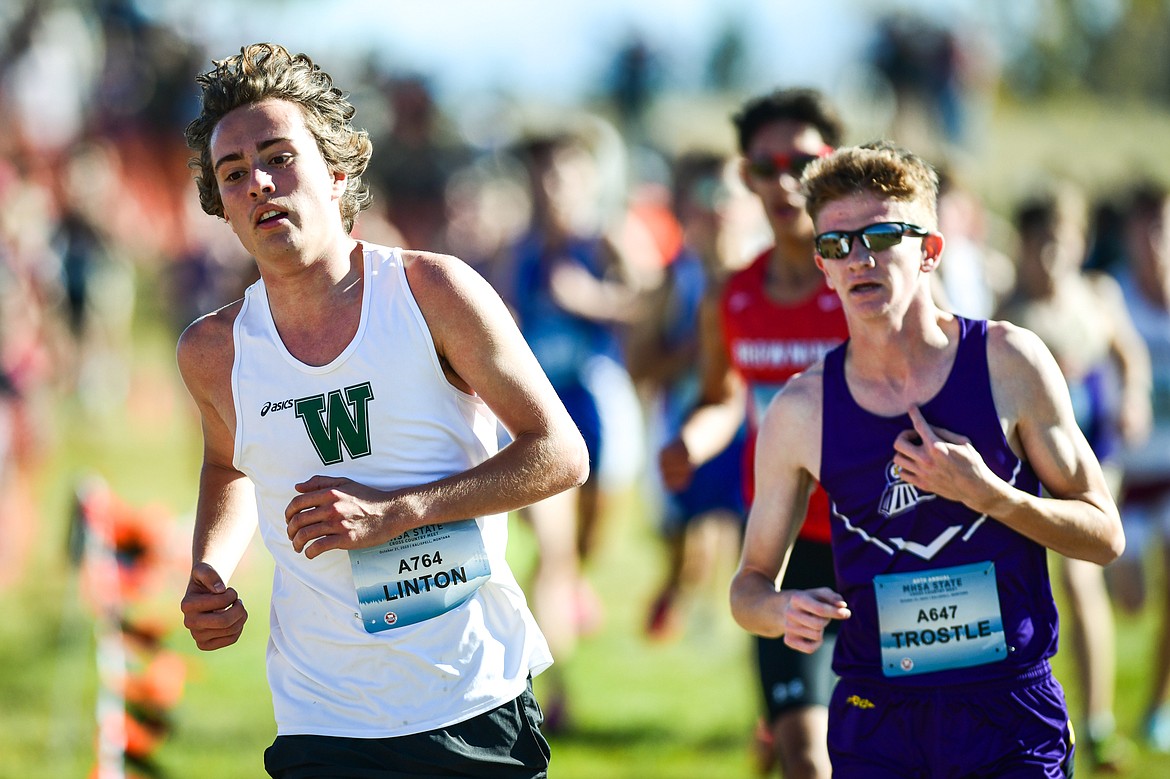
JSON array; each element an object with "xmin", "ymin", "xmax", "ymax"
[{"xmin": 294, "ymin": 382, "xmax": 375, "ymax": 465}]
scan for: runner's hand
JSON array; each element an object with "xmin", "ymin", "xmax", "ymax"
[
  {"xmin": 892, "ymin": 405, "xmax": 999, "ymax": 511},
  {"xmin": 181, "ymin": 562, "xmax": 247, "ymax": 650},
  {"xmin": 285, "ymin": 475, "xmax": 400, "ymax": 558},
  {"xmin": 783, "ymin": 587, "xmax": 850, "ymax": 654},
  {"xmin": 658, "ymin": 438, "xmax": 695, "ymax": 492}
]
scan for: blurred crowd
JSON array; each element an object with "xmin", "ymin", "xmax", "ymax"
[{"xmin": 2, "ymin": 0, "xmax": 1170, "ymax": 770}]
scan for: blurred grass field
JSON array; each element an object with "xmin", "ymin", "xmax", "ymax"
[{"xmin": 4, "ymin": 96, "xmax": 1170, "ymax": 777}]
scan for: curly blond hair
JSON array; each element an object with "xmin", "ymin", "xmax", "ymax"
[{"xmin": 185, "ymin": 43, "xmax": 372, "ymax": 233}]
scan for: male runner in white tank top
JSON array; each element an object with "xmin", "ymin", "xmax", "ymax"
[{"xmin": 177, "ymin": 43, "xmax": 588, "ymax": 779}]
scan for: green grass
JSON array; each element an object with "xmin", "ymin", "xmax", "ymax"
[
  {"xmin": 7, "ymin": 95, "xmax": 1170, "ymax": 778},
  {"xmin": 6, "ymin": 298, "xmax": 1167, "ymax": 779}
]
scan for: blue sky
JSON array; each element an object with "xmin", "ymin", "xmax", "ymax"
[{"xmin": 143, "ymin": 0, "xmax": 1008, "ymax": 103}]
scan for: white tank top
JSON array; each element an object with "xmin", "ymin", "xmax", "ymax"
[{"xmin": 232, "ymin": 243, "xmax": 551, "ymax": 737}]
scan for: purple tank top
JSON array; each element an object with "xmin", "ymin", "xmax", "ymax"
[{"xmin": 820, "ymin": 317, "xmax": 1056, "ymax": 685}]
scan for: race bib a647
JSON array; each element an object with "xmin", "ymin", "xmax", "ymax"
[{"xmin": 873, "ymin": 561, "xmax": 1007, "ymax": 677}]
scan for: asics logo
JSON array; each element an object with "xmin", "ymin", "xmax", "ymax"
[{"xmin": 261, "ymin": 399, "xmax": 295, "ymax": 416}]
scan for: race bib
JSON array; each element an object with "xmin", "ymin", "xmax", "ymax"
[
  {"xmin": 350, "ymin": 518, "xmax": 491, "ymax": 633},
  {"xmin": 873, "ymin": 561, "xmax": 1007, "ymax": 677}
]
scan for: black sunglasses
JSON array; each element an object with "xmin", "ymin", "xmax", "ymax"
[
  {"xmin": 746, "ymin": 145, "xmax": 833, "ymax": 179},
  {"xmin": 814, "ymin": 222, "xmax": 930, "ymax": 260}
]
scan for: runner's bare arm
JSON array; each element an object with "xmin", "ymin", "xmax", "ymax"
[
  {"xmin": 283, "ymin": 252, "xmax": 590, "ymax": 559},
  {"xmin": 893, "ymin": 321, "xmax": 1124, "ymax": 565},
  {"xmin": 176, "ymin": 304, "xmax": 257, "ymax": 649},
  {"xmin": 659, "ymin": 285, "xmax": 746, "ymax": 490},
  {"xmin": 1094, "ymin": 272, "xmax": 1153, "ymax": 445},
  {"xmin": 730, "ymin": 366, "xmax": 850, "ymax": 651},
  {"xmin": 411, "ymin": 251, "xmax": 590, "ymax": 503}
]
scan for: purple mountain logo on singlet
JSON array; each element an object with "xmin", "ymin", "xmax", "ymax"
[
  {"xmin": 837, "ymin": 459, "xmax": 963, "ymax": 561},
  {"xmin": 878, "ymin": 460, "xmax": 935, "ymax": 518},
  {"xmin": 835, "ymin": 458, "xmax": 1002, "ymax": 562}
]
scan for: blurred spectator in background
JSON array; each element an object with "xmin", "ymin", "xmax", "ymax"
[
  {"xmin": 0, "ymin": 159, "xmax": 51, "ymax": 591},
  {"xmin": 90, "ymin": 5, "xmax": 206, "ymax": 261},
  {"xmin": 497, "ymin": 124, "xmax": 649, "ymax": 729},
  {"xmin": 1110, "ymin": 181, "xmax": 1170, "ymax": 754},
  {"xmin": 704, "ymin": 18, "xmax": 749, "ymax": 93},
  {"xmin": 659, "ymin": 87, "xmax": 848, "ymax": 779},
  {"xmin": 440, "ymin": 153, "xmax": 533, "ymax": 284},
  {"xmin": 604, "ymin": 32, "xmax": 662, "ymax": 146},
  {"xmin": 627, "ymin": 150, "xmax": 749, "ymax": 641},
  {"xmin": 933, "ymin": 165, "xmax": 1015, "ymax": 319},
  {"xmin": 996, "ymin": 182, "xmax": 1151, "ymax": 772},
  {"xmin": 870, "ymin": 14, "xmax": 965, "ymax": 147},
  {"xmin": 166, "ymin": 209, "xmax": 257, "ymax": 340},
  {"xmin": 53, "ymin": 141, "xmax": 137, "ymax": 416},
  {"xmin": 1085, "ymin": 196, "xmax": 1128, "ymax": 277},
  {"xmin": 366, "ymin": 75, "xmax": 472, "ymax": 251},
  {"xmin": 0, "ymin": 1, "xmax": 101, "ymax": 165},
  {"xmin": 0, "ymin": 0, "xmax": 249, "ymax": 597},
  {"xmin": 866, "ymin": 11, "xmax": 997, "ymax": 159}
]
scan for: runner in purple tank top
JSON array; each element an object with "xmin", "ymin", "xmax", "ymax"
[{"xmin": 730, "ymin": 142, "xmax": 1125, "ymax": 778}]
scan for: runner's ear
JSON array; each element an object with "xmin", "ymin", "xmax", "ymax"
[{"xmin": 920, "ymin": 233, "xmax": 944, "ymax": 270}]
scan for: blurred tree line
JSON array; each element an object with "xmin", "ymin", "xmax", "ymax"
[{"xmin": 1004, "ymin": 0, "xmax": 1170, "ymax": 101}]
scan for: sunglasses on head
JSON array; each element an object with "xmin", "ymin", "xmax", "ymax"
[
  {"xmin": 746, "ymin": 144, "xmax": 833, "ymax": 179},
  {"xmin": 814, "ymin": 221, "xmax": 930, "ymax": 260}
]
